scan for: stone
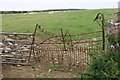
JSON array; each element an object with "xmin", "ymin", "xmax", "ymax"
[
  {"xmin": 17, "ymin": 65, "xmax": 21, "ymax": 67},
  {"xmin": 14, "ymin": 44, "xmax": 18, "ymax": 46},
  {"xmin": 0, "ymin": 42, "xmax": 4, "ymax": 46},
  {"xmin": 8, "ymin": 42, "xmax": 13, "ymax": 45},
  {"xmin": 69, "ymin": 69, "xmax": 72, "ymax": 72},
  {"xmin": 18, "ymin": 68, "xmax": 22, "ymax": 70},
  {"xmin": 5, "ymin": 51, "xmax": 9, "ymax": 53},
  {"xmin": 5, "ymin": 47, "xmax": 11, "ymax": 51},
  {"xmin": 48, "ymin": 69, "xmax": 52, "ymax": 72}
]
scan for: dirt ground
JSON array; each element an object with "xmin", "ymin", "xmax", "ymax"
[
  {"xmin": 2, "ymin": 64, "xmax": 80, "ymax": 78},
  {"xmin": 1, "ymin": 34, "xmax": 91, "ymax": 79}
]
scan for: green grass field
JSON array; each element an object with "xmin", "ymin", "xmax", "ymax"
[{"xmin": 2, "ymin": 9, "xmax": 116, "ymax": 36}]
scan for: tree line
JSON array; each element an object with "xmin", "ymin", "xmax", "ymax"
[{"xmin": 0, "ymin": 9, "xmax": 85, "ymax": 14}]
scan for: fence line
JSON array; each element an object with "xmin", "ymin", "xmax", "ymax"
[
  {"xmin": 35, "ymin": 46, "xmax": 101, "ymax": 73},
  {"xmin": 34, "ymin": 25, "xmax": 104, "ymax": 74}
]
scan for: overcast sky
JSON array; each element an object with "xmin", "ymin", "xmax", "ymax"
[{"xmin": 0, "ymin": 0, "xmax": 119, "ymax": 11}]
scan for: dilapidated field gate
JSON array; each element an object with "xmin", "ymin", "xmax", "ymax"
[
  {"xmin": 1, "ymin": 13, "xmax": 105, "ymax": 74},
  {"xmin": 0, "ymin": 31, "xmax": 36, "ymax": 65},
  {"xmin": 33, "ymin": 13, "xmax": 105, "ymax": 74},
  {"xmin": 34, "ymin": 17, "xmax": 105, "ymax": 74},
  {"xmin": 34, "ymin": 29, "xmax": 103, "ymax": 74}
]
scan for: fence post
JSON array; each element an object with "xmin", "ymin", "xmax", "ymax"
[
  {"xmin": 28, "ymin": 24, "xmax": 39, "ymax": 62},
  {"xmin": 66, "ymin": 29, "xmax": 74, "ymax": 50},
  {"xmin": 94, "ymin": 13, "xmax": 105, "ymax": 50},
  {"xmin": 60, "ymin": 29, "xmax": 66, "ymax": 51}
]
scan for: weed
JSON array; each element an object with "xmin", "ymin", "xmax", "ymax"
[{"xmin": 47, "ymin": 64, "xmax": 61, "ymax": 71}]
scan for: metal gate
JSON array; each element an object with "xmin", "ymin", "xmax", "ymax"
[
  {"xmin": 0, "ymin": 31, "xmax": 36, "ymax": 65},
  {"xmin": 33, "ymin": 13, "xmax": 105, "ymax": 73}
]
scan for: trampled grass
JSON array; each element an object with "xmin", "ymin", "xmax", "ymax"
[{"xmin": 2, "ymin": 9, "xmax": 116, "ymax": 36}]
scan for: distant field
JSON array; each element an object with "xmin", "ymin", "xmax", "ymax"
[{"xmin": 2, "ymin": 9, "xmax": 116, "ymax": 36}]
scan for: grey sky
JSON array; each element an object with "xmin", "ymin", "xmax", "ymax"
[{"xmin": 0, "ymin": 0, "xmax": 119, "ymax": 11}]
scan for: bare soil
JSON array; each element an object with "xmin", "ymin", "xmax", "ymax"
[
  {"xmin": 1, "ymin": 35, "xmax": 93, "ymax": 79},
  {"xmin": 2, "ymin": 64, "xmax": 79, "ymax": 78}
]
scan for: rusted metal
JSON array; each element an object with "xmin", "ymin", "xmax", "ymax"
[
  {"xmin": 0, "ymin": 28, "xmax": 35, "ymax": 65},
  {"xmin": 94, "ymin": 13, "xmax": 105, "ymax": 50},
  {"xmin": 1, "ymin": 62, "xmax": 31, "ymax": 65},
  {"xmin": 3, "ymin": 58, "xmax": 26, "ymax": 61},
  {"xmin": 66, "ymin": 29, "xmax": 73, "ymax": 50},
  {"xmin": 28, "ymin": 24, "xmax": 39, "ymax": 62},
  {"xmin": 1, "ymin": 39, "xmax": 32, "ymax": 42},
  {"xmin": 64, "ymin": 30, "xmax": 102, "ymax": 37},
  {"xmin": 0, "ymin": 32, "xmax": 33, "ymax": 36},
  {"xmin": 0, "ymin": 49, "xmax": 30, "ymax": 52},
  {"xmin": 39, "ymin": 30, "xmax": 102, "ymax": 38},
  {"xmin": 35, "ymin": 46, "xmax": 101, "ymax": 73},
  {"xmin": 38, "ymin": 39, "xmax": 102, "ymax": 44},
  {"xmin": 60, "ymin": 29, "xmax": 66, "ymax": 51},
  {"xmin": 34, "ymin": 25, "xmax": 103, "ymax": 74},
  {"xmin": 1, "ymin": 54, "xmax": 29, "ymax": 57}
]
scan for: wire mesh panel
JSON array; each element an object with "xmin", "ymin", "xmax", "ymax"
[{"xmin": 34, "ymin": 26, "xmax": 103, "ymax": 74}]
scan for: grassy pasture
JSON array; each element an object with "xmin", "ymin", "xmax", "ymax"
[{"xmin": 2, "ymin": 9, "xmax": 116, "ymax": 37}]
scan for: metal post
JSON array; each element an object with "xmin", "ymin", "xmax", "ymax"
[
  {"xmin": 60, "ymin": 29, "xmax": 66, "ymax": 51},
  {"xmin": 66, "ymin": 29, "xmax": 73, "ymax": 50},
  {"xmin": 94, "ymin": 13, "xmax": 105, "ymax": 50},
  {"xmin": 101, "ymin": 14, "xmax": 105, "ymax": 50},
  {"xmin": 28, "ymin": 24, "xmax": 39, "ymax": 62}
]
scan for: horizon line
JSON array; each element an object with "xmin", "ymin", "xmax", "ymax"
[{"xmin": 0, "ymin": 7, "xmax": 117, "ymax": 11}]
